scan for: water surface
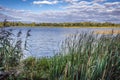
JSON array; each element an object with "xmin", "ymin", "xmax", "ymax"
[{"xmin": 5, "ymin": 27, "xmax": 120, "ymax": 58}]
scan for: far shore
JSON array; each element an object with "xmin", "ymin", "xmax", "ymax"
[
  {"xmin": 0, "ymin": 21, "xmax": 120, "ymax": 28},
  {"xmin": 2, "ymin": 26, "xmax": 120, "ymax": 28},
  {"xmin": 60, "ymin": 26, "xmax": 120, "ymax": 28}
]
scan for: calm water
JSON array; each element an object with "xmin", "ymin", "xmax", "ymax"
[{"xmin": 5, "ymin": 27, "xmax": 120, "ymax": 58}]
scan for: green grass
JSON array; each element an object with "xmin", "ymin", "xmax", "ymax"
[{"xmin": 0, "ymin": 29, "xmax": 120, "ymax": 80}]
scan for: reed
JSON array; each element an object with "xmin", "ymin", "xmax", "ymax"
[
  {"xmin": 0, "ymin": 28, "xmax": 31, "ymax": 80},
  {"xmin": 48, "ymin": 32, "xmax": 120, "ymax": 80},
  {"xmin": 0, "ymin": 28, "xmax": 22, "ymax": 70},
  {"xmin": 21, "ymin": 32, "xmax": 120, "ymax": 80},
  {"xmin": 0, "ymin": 28, "xmax": 120, "ymax": 80}
]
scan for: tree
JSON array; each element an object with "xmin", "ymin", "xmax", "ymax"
[{"xmin": 3, "ymin": 19, "xmax": 7, "ymax": 27}]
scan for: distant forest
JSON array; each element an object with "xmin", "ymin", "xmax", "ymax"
[{"xmin": 0, "ymin": 20, "xmax": 120, "ymax": 27}]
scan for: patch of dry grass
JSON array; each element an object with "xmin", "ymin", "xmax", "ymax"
[{"xmin": 94, "ymin": 30, "xmax": 120, "ymax": 34}]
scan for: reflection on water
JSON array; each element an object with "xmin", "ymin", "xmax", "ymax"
[{"xmin": 5, "ymin": 27, "xmax": 120, "ymax": 58}]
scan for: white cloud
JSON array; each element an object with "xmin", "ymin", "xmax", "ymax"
[
  {"xmin": 0, "ymin": 1, "xmax": 120, "ymax": 23},
  {"xmin": 104, "ymin": 2, "xmax": 120, "ymax": 7},
  {"xmin": 93, "ymin": 0, "xmax": 106, "ymax": 3},
  {"xmin": 33, "ymin": 0, "xmax": 58, "ymax": 5},
  {"xmin": 64, "ymin": 0, "xmax": 79, "ymax": 3}
]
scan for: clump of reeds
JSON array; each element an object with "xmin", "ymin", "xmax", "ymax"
[
  {"xmin": 0, "ymin": 28, "xmax": 22, "ymax": 70},
  {"xmin": 48, "ymin": 32, "xmax": 120, "ymax": 80},
  {"xmin": 1, "ymin": 28, "xmax": 119, "ymax": 80},
  {"xmin": 22, "ymin": 32, "xmax": 120, "ymax": 80},
  {"xmin": 19, "ymin": 33, "xmax": 120, "ymax": 80},
  {"xmin": 0, "ymin": 27, "xmax": 31, "ymax": 80}
]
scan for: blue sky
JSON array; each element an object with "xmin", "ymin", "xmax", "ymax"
[{"xmin": 0, "ymin": 0, "xmax": 120, "ymax": 23}]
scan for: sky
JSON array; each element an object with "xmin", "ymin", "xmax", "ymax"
[{"xmin": 0, "ymin": 0, "xmax": 120, "ymax": 23}]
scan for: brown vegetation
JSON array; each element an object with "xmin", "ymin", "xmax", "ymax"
[{"xmin": 94, "ymin": 30, "xmax": 120, "ymax": 34}]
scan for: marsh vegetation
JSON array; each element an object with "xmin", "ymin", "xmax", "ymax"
[{"xmin": 0, "ymin": 27, "xmax": 120, "ymax": 80}]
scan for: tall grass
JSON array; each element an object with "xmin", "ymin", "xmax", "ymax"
[
  {"xmin": 0, "ymin": 28, "xmax": 120, "ymax": 80},
  {"xmin": 0, "ymin": 28, "xmax": 23, "ymax": 70},
  {"xmin": 48, "ymin": 33, "xmax": 120, "ymax": 80},
  {"xmin": 21, "ymin": 32, "xmax": 120, "ymax": 80},
  {"xmin": 0, "ymin": 28, "xmax": 30, "ymax": 80}
]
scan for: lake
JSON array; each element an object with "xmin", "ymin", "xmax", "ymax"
[{"xmin": 5, "ymin": 27, "xmax": 120, "ymax": 58}]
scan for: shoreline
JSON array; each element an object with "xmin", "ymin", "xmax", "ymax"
[{"xmin": 2, "ymin": 26, "xmax": 120, "ymax": 28}]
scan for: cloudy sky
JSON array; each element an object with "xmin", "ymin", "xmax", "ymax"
[{"xmin": 0, "ymin": 0, "xmax": 120, "ymax": 23}]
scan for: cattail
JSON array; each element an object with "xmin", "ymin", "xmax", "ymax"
[
  {"xmin": 17, "ymin": 30, "xmax": 22, "ymax": 37},
  {"xmin": 26, "ymin": 29, "xmax": 31, "ymax": 38}
]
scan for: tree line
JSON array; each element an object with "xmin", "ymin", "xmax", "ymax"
[{"xmin": 0, "ymin": 20, "xmax": 120, "ymax": 27}]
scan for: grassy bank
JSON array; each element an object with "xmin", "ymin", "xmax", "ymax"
[{"xmin": 0, "ymin": 29, "xmax": 120, "ymax": 80}]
